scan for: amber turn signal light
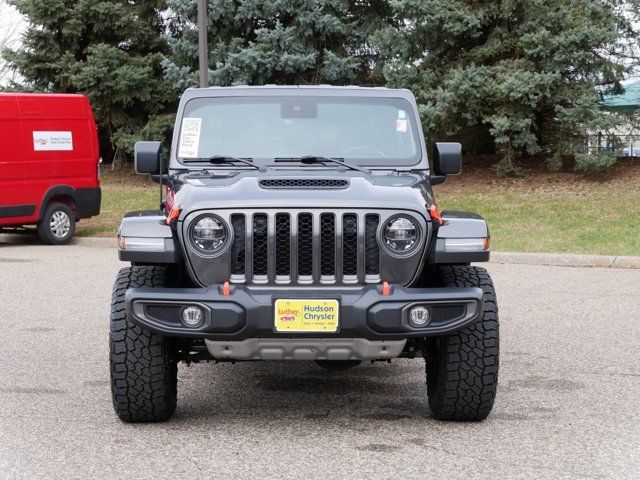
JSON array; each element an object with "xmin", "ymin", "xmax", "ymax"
[
  {"xmin": 428, "ymin": 204, "xmax": 444, "ymax": 226},
  {"xmin": 165, "ymin": 205, "xmax": 181, "ymax": 225}
]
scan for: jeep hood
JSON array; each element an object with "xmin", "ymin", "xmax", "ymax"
[{"xmin": 171, "ymin": 170, "xmax": 434, "ymax": 218}]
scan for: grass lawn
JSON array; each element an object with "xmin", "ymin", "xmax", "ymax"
[
  {"xmin": 438, "ymin": 187, "xmax": 640, "ymax": 256},
  {"xmin": 76, "ymin": 171, "xmax": 158, "ymax": 237},
  {"xmin": 79, "ymin": 164, "xmax": 640, "ymax": 256}
]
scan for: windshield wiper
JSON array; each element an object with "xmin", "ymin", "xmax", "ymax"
[
  {"xmin": 183, "ymin": 155, "xmax": 260, "ymax": 169},
  {"xmin": 274, "ymin": 156, "xmax": 370, "ymax": 174}
]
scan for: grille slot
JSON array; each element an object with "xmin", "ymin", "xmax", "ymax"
[
  {"xmin": 145, "ymin": 305, "xmax": 182, "ymax": 324},
  {"xmin": 252, "ymin": 214, "xmax": 268, "ymax": 276},
  {"xmin": 365, "ymin": 215, "xmax": 380, "ymax": 276},
  {"xmin": 342, "ymin": 214, "xmax": 358, "ymax": 276},
  {"xmin": 275, "ymin": 214, "xmax": 291, "ymax": 276},
  {"xmin": 260, "ymin": 179, "xmax": 348, "ymax": 189},
  {"xmin": 297, "ymin": 213, "xmax": 313, "ymax": 277},
  {"xmin": 230, "ymin": 214, "xmax": 246, "ymax": 276},
  {"xmin": 431, "ymin": 304, "xmax": 466, "ymax": 323},
  {"xmin": 320, "ymin": 214, "xmax": 336, "ymax": 277}
]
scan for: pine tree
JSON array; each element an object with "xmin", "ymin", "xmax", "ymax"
[
  {"xmin": 163, "ymin": 0, "xmax": 394, "ymax": 88},
  {"xmin": 377, "ymin": 0, "xmax": 640, "ymax": 174},
  {"xmin": 3, "ymin": 0, "xmax": 178, "ymax": 162}
]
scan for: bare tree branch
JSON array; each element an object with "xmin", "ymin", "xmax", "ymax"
[{"xmin": 0, "ymin": 0, "xmax": 26, "ymax": 86}]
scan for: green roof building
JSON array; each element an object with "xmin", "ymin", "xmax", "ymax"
[{"xmin": 600, "ymin": 81, "xmax": 640, "ymax": 113}]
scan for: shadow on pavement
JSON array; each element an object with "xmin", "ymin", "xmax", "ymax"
[{"xmin": 171, "ymin": 359, "xmax": 435, "ymax": 424}]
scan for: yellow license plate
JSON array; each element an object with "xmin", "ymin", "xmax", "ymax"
[{"xmin": 274, "ymin": 299, "xmax": 339, "ymax": 333}]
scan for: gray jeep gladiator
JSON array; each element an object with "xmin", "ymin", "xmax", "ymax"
[{"xmin": 111, "ymin": 86, "xmax": 498, "ymax": 423}]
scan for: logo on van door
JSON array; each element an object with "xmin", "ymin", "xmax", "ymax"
[{"xmin": 33, "ymin": 131, "xmax": 73, "ymax": 151}]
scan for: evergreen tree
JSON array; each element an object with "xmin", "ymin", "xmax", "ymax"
[
  {"xmin": 3, "ymin": 0, "xmax": 178, "ymax": 163},
  {"xmin": 377, "ymin": 0, "xmax": 640, "ymax": 173},
  {"xmin": 163, "ymin": 0, "xmax": 394, "ymax": 88}
]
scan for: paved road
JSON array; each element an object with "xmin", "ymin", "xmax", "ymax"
[{"xmin": 0, "ymin": 236, "xmax": 639, "ymax": 479}]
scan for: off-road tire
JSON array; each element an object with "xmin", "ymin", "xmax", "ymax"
[
  {"xmin": 426, "ymin": 266, "xmax": 499, "ymax": 421},
  {"xmin": 314, "ymin": 360, "xmax": 362, "ymax": 371},
  {"xmin": 110, "ymin": 266, "xmax": 177, "ymax": 422},
  {"xmin": 37, "ymin": 202, "xmax": 76, "ymax": 245}
]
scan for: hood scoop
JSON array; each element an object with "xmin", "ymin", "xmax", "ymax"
[{"xmin": 259, "ymin": 179, "xmax": 349, "ymax": 189}]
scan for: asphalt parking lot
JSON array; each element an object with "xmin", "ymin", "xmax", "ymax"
[{"xmin": 0, "ymin": 237, "xmax": 639, "ymax": 479}]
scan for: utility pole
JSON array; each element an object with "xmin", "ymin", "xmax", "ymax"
[{"xmin": 198, "ymin": 0, "xmax": 208, "ymax": 88}]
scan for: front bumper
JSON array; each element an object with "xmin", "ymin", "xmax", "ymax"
[{"xmin": 125, "ymin": 284, "xmax": 483, "ymax": 342}]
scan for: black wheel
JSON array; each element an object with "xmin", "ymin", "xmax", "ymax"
[
  {"xmin": 314, "ymin": 360, "xmax": 362, "ymax": 371},
  {"xmin": 110, "ymin": 266, "xmax": 177, "ymax": 422},
  {"xmin": 426, "ymin": 266, "xmax": 499, "ymax": 421},
  {"xmin": 37, "ymin": 202, "xmax": 76, "ymax": 245}
]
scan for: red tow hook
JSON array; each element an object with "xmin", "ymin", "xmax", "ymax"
[
  {"xmin": 165, "ymin": 204, "xmax": 181, "ymax": 226},
  {"xmin": 381, "ymin": 281, "xmax": 391, "ymax": 296},
  {"xmin": 429, "ymin": 204, "xmax": 444, "ymax": 226},
  {"xmin": 221, "ymin": 281, "xmax": 231, "ymax": 296}
]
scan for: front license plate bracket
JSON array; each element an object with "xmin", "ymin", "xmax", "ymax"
[{"xmin": 274, "ymin": 299, "xmax": 340, "ymax": 333}]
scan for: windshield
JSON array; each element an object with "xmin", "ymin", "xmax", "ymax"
[{"xmin": 177, "ymin": 96, "xmax": 421, "ymax": 167}]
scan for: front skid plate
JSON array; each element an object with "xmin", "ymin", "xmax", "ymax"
[{"xmin": 205, "ymin": 338, "xmax": 407, "ymax": 361}]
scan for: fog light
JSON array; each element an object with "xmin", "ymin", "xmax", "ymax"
[
  {"xmin": 182, "ymin": 306, "xmax": 204, "ymax": 327},
  {"xmin": 409, "ymin": 306, "xmax": 431, "ymax": 327}
]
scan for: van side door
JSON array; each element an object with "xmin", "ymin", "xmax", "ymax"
[
  {"xmin": 19, "ymin": 95, "xmax": 93, "ymax": 221},
  {"xmin": 0, "ymin": 95, "xmax": 30, "ymax": 224}
]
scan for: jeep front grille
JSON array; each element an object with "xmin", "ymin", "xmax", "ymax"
[{"xmin": 229, "ymin": 211, "xmax": 381, "ymax": 285}]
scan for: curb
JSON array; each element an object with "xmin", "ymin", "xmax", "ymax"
[
  {"xmin": 75, "ymin": 237, "xmax": 639, "ymax": 269},
  {"xmin": 4, "ymin": 235, "xmax": 640, "ymax": 269},
  {"xmin": 72, "ymin": 236, "xmax": 115, "ymax": 248},
  {"xmin": 490, "ymin": 251, "xmax": 640, "ymax": 269}
]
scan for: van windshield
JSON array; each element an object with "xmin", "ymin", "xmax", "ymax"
[{"xmin": 177, "ymin": 96, "xmax": 421, "ymax": 167}]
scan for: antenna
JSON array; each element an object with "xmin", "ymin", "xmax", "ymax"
[
  {"xmin": 159, "ymin": 150, "xmax": 164, "ymax": 211},
  {"xmin": 198, "ymin": 0, "xmax": 208, "ymax": 88}
]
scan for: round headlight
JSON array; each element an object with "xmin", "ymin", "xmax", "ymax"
[
  {"xmin": 384, "ymin": 216, "xmax": 418, "ymax": 253},
  {"xmin": 191, "ymin": 216, "xmax": 227, "ymax": 253}
]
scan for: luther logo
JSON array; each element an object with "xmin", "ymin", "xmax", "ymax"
[{"xmin": 280, "ymin": 314, "xmax": 295, "ymax": 323}]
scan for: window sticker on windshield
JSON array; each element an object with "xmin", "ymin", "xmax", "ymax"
[
  {"xmin": 178, "ymin": 117, "xmax": 202, "ymax": 158},
  {"xmin": 398, "ymin": 110, "xmax": 406, "ymax": 119},
  {"xmin": 396, "ymin": 118, "xmax": 408, "ymax": 133}
]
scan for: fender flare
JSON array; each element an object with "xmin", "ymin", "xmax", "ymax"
[
  {"xmin": 118, "ymin": 211, "xmax": 179, "ymax": 264},
  {"xmin": 429, "ymin": 210, "xmax": 490, "ymax": 264},
  {"xmin": 38, "ymin": 185, "xmax": 78, "ymax": 222}
]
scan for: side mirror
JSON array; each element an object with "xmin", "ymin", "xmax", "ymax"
[
  {"xmin": 433, "ymin": 142, "xmax": 462, "ymax": 175},
  {"xmin": 134, "ymin": 141, "xmax": 163, "ymax": 174}
]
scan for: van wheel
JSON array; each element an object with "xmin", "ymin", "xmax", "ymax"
[{"xmin": 38, "ymin": 203, "xmax": 76, "ymax": 245}]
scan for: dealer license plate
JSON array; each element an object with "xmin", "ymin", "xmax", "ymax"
[{"xmin": 274, "ymin": 299, "xmax": 339, "ymax": 333}]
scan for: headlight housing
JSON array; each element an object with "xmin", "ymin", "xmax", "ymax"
[
  {"xmin": 190, "ymin": 215, "xmax": 227, "ymax": 254},
  {"xmin": 383, "ymin": 216, "xmax": 419, "ymax": 254}
]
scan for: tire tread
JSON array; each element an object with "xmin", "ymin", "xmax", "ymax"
[
  {"xmin": 109, "ymin": 266, "xmax": 177, "ymax": 422},
  {"xmin": 427, "ymin": 265, "xmax": 499, "ymax": 421}
]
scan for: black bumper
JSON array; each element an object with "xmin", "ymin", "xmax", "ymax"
[{"xmin": 125, "ymin": 284, "xmax": 484, "ymax": 341}]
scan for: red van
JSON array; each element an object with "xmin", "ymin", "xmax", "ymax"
[{"xmin": 0, "ymin": 93, "xmax": 101, "ymax": 244}]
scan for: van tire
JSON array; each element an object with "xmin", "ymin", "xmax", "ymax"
[
  {"xmin": 425, "ymin": 266, "xmax": 499, "ymax": 421},
  {"xmin": 110, "ymin": 266, "xmax": 178, "ymax": 422},
  {"xmin": 38, "ymin": 202, "xmax": 76, "ymax": 245}
]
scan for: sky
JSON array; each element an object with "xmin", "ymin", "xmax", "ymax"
[{"xmin": 0, "ymin": 0, "xmax": 26, "ymax": 85}]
